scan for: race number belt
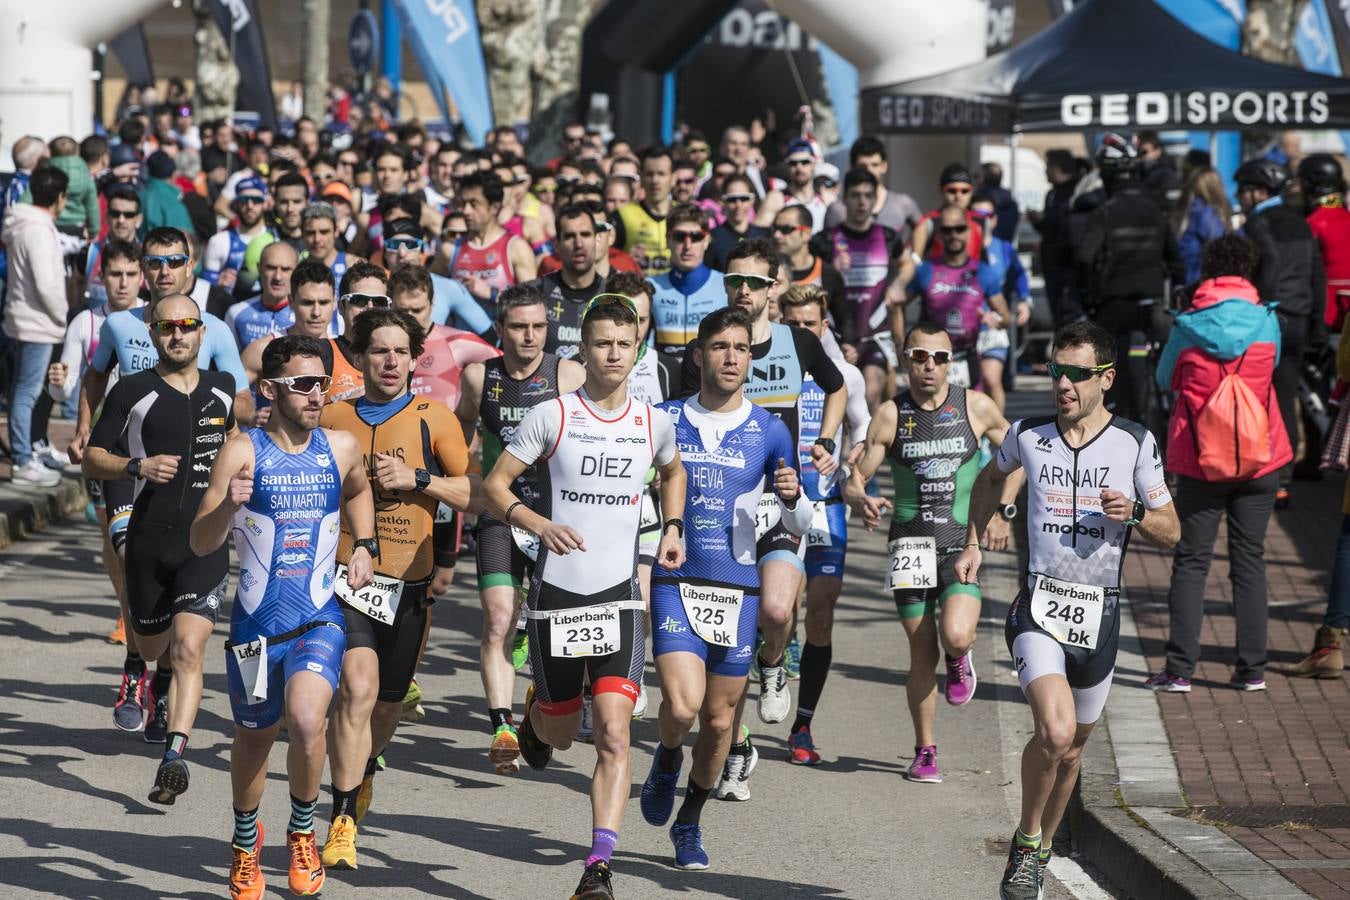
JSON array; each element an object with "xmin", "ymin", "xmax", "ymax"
[
  {"xmin": 976, "ymin": 327, "xmax": 1010, "ymax": 354},
  {"xmin": 946, "ymin": 352, "xmax": 973, "ymax": 389},
  {"xmin": 753, "ymin": 493, "xmax": 782, "ymax": 540},
  {"xmin": 226, "ymin": 620, "xmax": 338, "ymax": 703},
  {"xmin": 524, "ymin": 599, "xmax": 645, "ymax": 658},
  {"xmin": 335, "ymin": 563, "xmax": 404, "ymax": 625},
  {"xmin": 678, "ymin": 583, "xmax": 743, "ymax": 647},
  {"xmin": 511, "ymin": 525, "xmax": 541, "ymax": 562},
  {"xmin": 1030, "ymin": 574, "xmax": 1104, "ymax": 650},
  {"xmin": 807, "ymin": 497, "xmax": 842, "ymax": 548},
  {"xmin": 886, "ymin": 536, "xmax": 937, "ymax": 591}
]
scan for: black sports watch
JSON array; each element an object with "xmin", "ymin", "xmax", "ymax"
[
  {"xmin": 664, "ymin": 518, "xmax": 684, "ymax": 539},
  {"xmin": 353, "ymin": 537, "xmax": 380, "ymax": 558},
  {"xmin": 1125, "ymin": 499, "xmax": 1146, "ymax": 527},
  {"xmin": 127, "ymin": 457, "xmax": 143, "ymax": 478},
  {"xmin": 814, "ymin": 437, "xmax": 837, "ymax": 455},
  {"xmin": 414, "ymin": 468, "xmax": 432, "ymax": 492},
  {"xmin": 998, "ymin": 503, "xmax": 1018, "ymax": 521}
]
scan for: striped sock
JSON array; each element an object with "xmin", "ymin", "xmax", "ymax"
[
  {"xmin": 289, "ymin": 794, "xmax": 318, "ymax": 834},
  {"xmin": 233, "ymin": 806, "xmax": 259, "ymax": 852},
  {"xmin": 163, "ymin": 732, "xmax": 188, "ymax": 762}
]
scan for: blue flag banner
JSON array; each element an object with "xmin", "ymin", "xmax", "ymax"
[
  {"xmin": 391, "ymin": 0, "xmax": 494, "ymax": 145},
  {"xmin": 1295, "ymin": 0, "xmax": 1350, "ymax": 154}
]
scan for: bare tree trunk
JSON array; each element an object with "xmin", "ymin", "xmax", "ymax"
[
  {"xmin": 527, "ymin": 0, "xmax": 598, "ymax": 162},
  {"xmin": 302, "ymin": 0, "xmax": 331, "ymax": 120},
  {"xmin": 1244, "ymin": 0, "xmax": 1305, "ymax": 63},
  {"xmin": 478, "ymin": 0, "xmax": 547, "ymax": 126},
  {"xmin": 193, "ymin": 0, "xmax": 239, "ymax": 123}
]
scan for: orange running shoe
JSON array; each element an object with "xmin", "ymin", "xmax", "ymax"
[
  {"xmin": 107, "ymin": 615, "xmax": 126, "ymax": 645},
  {"xmin": 229, "ymin": 822, "xmax": 265, "ymax": 900},
  {"xmin": 287, "ymin": 830, "xmax": 325, "ymax": 896}
]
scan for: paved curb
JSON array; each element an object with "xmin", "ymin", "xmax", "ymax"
[
  {"xmin": 1069, "ymin": 593, "xmax": 1311, "ymax": 898},
  {"xmin": 0, "ymin": 474, "xmax": 87, "ymax": 550}
]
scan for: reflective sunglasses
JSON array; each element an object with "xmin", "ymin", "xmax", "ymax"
[
  {"xmin": 722, "ymin": 193, "xmax": 755, "ymax": 204},
  {"xmin": 771, "ymin": 223, "xmax": 808, "ymax": 235},
  {"xmin": 340, "ymin": 292, "xmax": 392, "ymax": 309},
  {"xmin": 1048, "ymin": 362, "xmax": 1113, "ymax": 383},
  {"xmin": 385, "ymin": 237, "xmax": 424, "ymax": 252},
  {"xmin": 940, "ymin": 224, "xmax": 969, "ymax": 235},
  {"xmin": 670, "ymin": 229, "xmax": 707, "ymax": 244},
  {"xmin": 906, "ymin": 347, "xmax": 952, "ymax": 365},
  {"xmin": 724, "ymin": 273, "xmax": 775, "ymax": 292},
  {"xmin": 144, "ymin": 254, "xmax": 190, "ymax": 271},
  {"xmin": 266, "ymin": 374, "xmax": 332, "ymax": 395},
  {"xmin": 150, "ymin": 317, "xmax": 204, "ymax": 335}
]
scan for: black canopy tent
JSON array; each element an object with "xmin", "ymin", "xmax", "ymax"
[{"xmin": 860, "ymin": 0, "xmax": 1350, "ymax": 134}]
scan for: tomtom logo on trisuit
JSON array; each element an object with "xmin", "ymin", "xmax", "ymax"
[{"xmin": 559, "ymin": 489, "xmax": 640, "ymax": 506}]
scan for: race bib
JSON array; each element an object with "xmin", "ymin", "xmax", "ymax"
[
  {"xmin": 231, "ymin": 635, "xmax": 269, "ymax": 703},
  {"xmin": 886, "ymin": 537, "xmax": 938, "ymax": 591},
  {"xmin": 1030, "ymin": 574, "xmax": 1104, "ymax": 650},
  {"xmin": 549, "ymin": 604, "xmax": 621, "ymax": 658},
  {"xmin": 511, "ymin": 526, "xmax": 541, "ymax": 562},
  {"xmin": 678, "ymin": 583, "xmax": 743, "ymax": 647},
  {"xmin": 977, "ymin": 327, "xmax": 1011, "ymax": 354},
  {"xmin": 807, "ymin": 501, "xmax": 832, "ymax": 548},
  {"xmin": 948, "ymin": 357, "xmax": 973, "ymax": 388},
  {"xmin": 753, "ymin": 493, "xmax": 781, "ymax": 540},
  {"xmin": 335, "ymin": 564, "xmax": 403, "ymax": 626}
]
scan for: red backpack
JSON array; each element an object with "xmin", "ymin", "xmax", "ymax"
[{"xmin": 1193, "ymin": 353, "xmax": 1272, "ymax": 481}]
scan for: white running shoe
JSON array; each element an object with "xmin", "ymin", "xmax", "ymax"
[
  {"xmin": 632, "ymin": 683, "xmax": 648, "ymax": 719},
  {"xmin": 11, "ymin": 459, "xmax": 60, "ymax": 487},
  {"xmin": 713, "ymin": 738, "xmax": 758, "ymax": 801},
  {"xmin": 757, "ymin": 664, "xmax": 790, "ymax": 724}
]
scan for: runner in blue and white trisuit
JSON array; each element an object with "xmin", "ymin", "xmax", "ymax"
[
  {"xmin": 190, "ymin": 334, "xmax": 376, "ymax": 900},
  {"xmin": 955, "ymin": 322, "xmax": 1180, "ymax": 900},
  {"xmin": 778, "ymin": 285, "xmax": 870, "ymax": 767},
  {"xmin": 483, "ymin": 294, "xmax": 687, "ymax": 900},
  {"xmin": 225, "ymin": 241, "xmax": 300, "ymax": 347},
  {"xmin": 639, "ymin": 305, "xmax": 809, "ymax": 871},
  {"xmin": 202, "ymin": 176, "xmax": 270, "ymax": 292}
]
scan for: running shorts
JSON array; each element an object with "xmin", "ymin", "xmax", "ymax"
[
  {"xmin": 892, "ymin": 550, "xmax": 981, "ymax": 620},
  {"xmin": 525, "ymin": 579, "xmax": 643, "ymax": 715},
  {"xmin": 124, "ymin": 521, "xmax": 228, "ymax": 636},
  {"xmin": 803, "ymin": 497, "xmax": 847, "ymax": 580},
  {"xmin": 651, "ymin": 577, "xmax": 760, "ymax": 677},
  {"xmin": 226, "ymin": 619, "xmax": 346, "ymax": 729},
  {"xmin": 857, "ymin": 333, "xmax": 898, "ymax": 371},
  {"xmin": 476, "ymin": 513, "xmax": 530, "ymax": 591},
  {"xmin": 1004, "ymin": 584, "xmax": 1120, "ymax": 725},
  {"xmin": 433, "ymin": 503, "xmax": 462, "ymax": 569},
  {"xmin": 341, "ymin": 578, "xmax": 433, "ymax": 702}
]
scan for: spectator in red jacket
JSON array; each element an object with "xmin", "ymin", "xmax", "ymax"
[{"xmin": 1147, "ymin": 234, "xmax": 1292, "ymax": 693}]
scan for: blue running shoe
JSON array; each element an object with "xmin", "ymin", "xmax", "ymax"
[
  {"xmin": 670, "ymin": 822, "xmax": 710, "ymax": 870},
  {"xmin": 784, "ymin": 635, "xmax": 802, "ymax": 680},
  {"xmin": 640, "ymin": 750, "xmax": 681, "ymax": 826}
]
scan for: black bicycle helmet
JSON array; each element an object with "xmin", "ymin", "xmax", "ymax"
[
  {"xmin": 1094, "ymin": 133, "xmax": 1138, "ymax": 174},
  {"xmin": 1297, "ymin": 153, "xmax": 1345, "ymax": 197},
  {"xmin": 939, "ymin": 163, "xmax": 973, "ymax": 186},
  {"xmin": 1233, "ymin": 158, "xmax": 1290, "ymax": 194}
]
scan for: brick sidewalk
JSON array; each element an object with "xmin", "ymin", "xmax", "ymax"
[{"xmin": 1126, "ymin": 474, "xmax": 1350, "ymax": 898}]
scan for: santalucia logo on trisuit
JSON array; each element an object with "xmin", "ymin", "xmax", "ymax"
[
  {"xmin": 557, "ymin": 489, "xmax": 641, "ymax": 506},
  {"xmin": 551, "ymin": 608, "xmax": 621, "ymax": 627}
]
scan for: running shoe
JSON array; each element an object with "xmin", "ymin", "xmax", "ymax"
[
  {"xmin": 148, "ymin": 757, "xmax": 190, "ymax": 805},
  {"xmin": 944, "ymin": 651, "xmax": 977, "ymax": 706},
  {"xmin": 354, "ymin": 773, "xmax": 375, "ymax": 824},
  {"xmin": 320, "ymin": 815, "xmax": 358, "ymax": 870},
  {"xmin": 570, "ymin": 860, "xmax": 614, "ymax": 899},
  {"xmin": 576, "ymin": 692, "xmax": 594, "ymax": 744},
  {"xmin": 107, "ymin": 615, "xmax": 126, "ymax": 645},
  {"xmin": 11, "ymin": 459, "xmax": 60, "ymax": 487},
  {"xmin": 287, "ymin": 830, "xmax": 325, "ymax": 896},
  {"xmin": 229, "ymin": 822, "xmax": 265, "ymax": 900},
  {"xmin": 113, "ymin": 666, "xmax": 149, "ymax": 732},
  {"xmin": 518, "ymin": 686, "xmax": 553, "ymax": 770},
  {"xmin": 787, "ymin": 727, "xmax": 821, "ymax": 766},
  {"xmin": 511, "ymin": 629, "xmax": 529, "ymax": 670},
  {"xmin": 905, "ymin": 745, "xmax": 942, "ymax": 784},
  {"xmin": 758, "ymin": 662, "xmax": 790, "ymax": 724},
  {"xmin": 999, "ymin": 836, "xmax": 1044, "ymax": 900},
  {"xmin": 670, "ymin": 822, "xmax": 710, "ymax": 870},
  {"xmin": 143, "ymin": 688, "xmax": 169, "ymax": 744},
  {"xmin": 632, "ymin": 683, "xmax": 648, "ymax": 719},
  {"xmin": 784, "ymin": 635, "xmax": 802, "ymax": 680},
  {"xmin": 640, "ymin": 750, "xmax": 681, "ymax": 826},
  {"xmin": 490, "ymin": 724, "xmax": 521, "ymax": 775},
  {"xmin": 1038, "ymin": 846, "xmax": 1052, "ymax": 873},
  {"xmin": 1145, "ymin": 671, "xmax": 1192, "ymax": 693},
  {"xmin": 713, "ymin": 736, "xmax": 758, "ymax": 801},
  {"xmin": 1230, "ymin": 674, "xmax": 1267, "ymax": 692},
  {"xmin": 401, "ymin": 679, "xmax": 426, "ymax": 723}
]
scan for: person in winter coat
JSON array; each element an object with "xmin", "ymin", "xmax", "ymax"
[
  {"xmin": 1147, "ymin": 235, "xmax": 1292, "ymax": 693},
  {"xmin": 2, "ymin": 166, "xmax": 70, "ymax": 487},
  {"xmin": 1174, "ymin": 167, "xmax": 1230, "ymax": 285},
  {"xmin": 138, "ymin": 150, "xmax": 193, "ymax": 240}
]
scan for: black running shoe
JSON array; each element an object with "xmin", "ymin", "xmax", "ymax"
[
  {"xmin": 143, "ymin": 689, "xmax": 169, "ymax": 744},
  {"xmin": 113, "ymin": 667, "xmax": 149, "ymax": 732},
  {"xmin": 570, "ymin": 860, "xmax": 614, "ymax": 900},
  {"xmin": 518, "ymin": 686, "xmax": 553, "ymax": 771},
  {"xmin": 148, "ymin": 757, "xmax": 190, "ymax": 805}
]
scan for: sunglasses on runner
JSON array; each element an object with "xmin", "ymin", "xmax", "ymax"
[
  {"xmin": 1048, "ymin": 362, "xmax": 1114, "ymax": 382},
  {"xmin": 686, "ymin": 144, "xmax": 710, "ymax": 154},
  {"xmin": 670, "ymin": 229, "xmax": 707, "ymax": 244},
  {"xmin": 144, "ymin": 254, "xmax": 190, "ymax": 271},
  {"xmin": 722, "ymin": 193, "xmax": 755, "ymax": 204},
  {"xmin": 385, "ymin": 237, "xmax": 424, "ymax": 252},
  {"xmin": 443, "ymin": 228, "xmax": 468, "ymax": 239},
  {"xmin": 905, "ymin": 347, "xmax": 952, "ymax": 365},
  {"xmin": 108, "ymin": 209, "xmax": 139, "ymax": 220},
  {"xmin": 724, "ymin": 273, "xmax": 775, "ymax": 292},
  {"xmin": 771, "ymin": 223, "xmax": 809, "ymax": 235},
  {"xmin": 340, "ymin": 293, "xmax": 392, "ymax": 309},
  {"xmin": 940, "ymin": 224, "xmax": 969, "ymax": 235},
  {"xmin": 266, "ymin": 374, "xmax": 332, "ymax": 395},
  {"xmin": 237, "ymin": 195, "xmax": 266, "ymax": 206},
  {"xmin": 150, "ymin": 317, "xmax": 204, "ymax": 335}
]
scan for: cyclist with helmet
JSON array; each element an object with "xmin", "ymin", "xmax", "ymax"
[
  {"xmin": 911, "ymin": 163, "xmax": 985, "ymax": 261},
  {"xmin": 1237, "ymin": 158, "xmax": 1327, "ymax": 505},
  {"xmin": 1297, "ymin": 154, "xmax": 1350, "ymax": 332},
  {"xmin": 1074, "ymin": 133, "xmax": 1184, "ymax": 425}
]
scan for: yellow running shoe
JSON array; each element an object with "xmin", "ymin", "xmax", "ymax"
[
  {"xmin": 354, "ymin": 772, "xmax": 375, "ymax": 824},
  {"xmin": 228, "ymin": 822, "xmax": 264, "ymax": 900},
  {"xmin": 320, "ymin": 815, "xmax": 358, "ymax": 870},
  {"xmin": 490, "ymin": 724, "xmax": 521, "ymax": 774},
  {"xmin": 107, "ymin": 615, "xmax": 126, "ymax": 645},
  {"xmin": 401, "ymin": 679, "xmax": 426, "ymax": 723},
  {"xmin": 287, "ymin": 830, "xmax": 325, "ymax": 896}
]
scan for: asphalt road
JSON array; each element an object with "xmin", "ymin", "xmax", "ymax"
[{"xmin": 0, "ymin": 501, "xmax": 1121, "ymax": 900}]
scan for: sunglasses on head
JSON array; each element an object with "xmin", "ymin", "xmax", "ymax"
[
  {"xmin": 144, "ymin": 254, "xmax": 190, "ymax": 271},
  {"xmin": 722, "ymin": 193, "xmax": 754, "ymax": 204},
  {"xmin": 150, "ymin": 317, "xmax": 203, "ymax": 335},
  {"xmin": 1048, "ymin": 362, "xmax": 1113, "ymax": 383},
  {"xmin": 671, "ymin": 229, "xmax": 707, "ymax": 244},
  {"xmin": 940, "ymin": 224, "xmax": 969, "ymax": 235},
  {"xmin": 771, "ymin": 223, "xmax": 808, "ymax": 235},
  {"xmin": 266, "ymin": 374, "xmax": 332, "ymax": 395},
  {"xmin": 582, "ymin": 292, "xmax": 639, "ymax": 320},
  {"xmin": 724, "ymin": 273, "xmax": 775, "ymax": 291},
  {"xmin": 906, "ymin": 347, "xmax": 951, "ymax": 365},
  {"xmin": 385, "ymin": 237, "xmax": 424, "ymax": 251},
  {"xmin": 340, "ymin": 293, "xmax": 392, "ymax": 309},
  {"xmin": 108, "ymin": 209, "xmax": 139, "ymax": 220}
]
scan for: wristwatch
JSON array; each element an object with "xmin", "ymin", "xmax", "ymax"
[
  {"xmin": 664, "ymin": 518, "xmax": 684, "ymax": 540},
  {"xmin": 353, "ymin": 537, "xmax": 380, "ymax": 558},
  {"xmin": 414, "ymin": 468, "xmax": 432, "ymax": 492},
  {"xmin": 998, "ymin": 503, "xmax": 1018, "ymax": 521},
  {"xmin": 814, "ymin": 437, "xmax": 837, "ymax": 455},
  {"xmin": 127, "ymin": 457, "xmax": 143, "ymax": 478},
  {"xmin": 1125, "ymin": 499, "xmax": 1146, "ymax": 526}
]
